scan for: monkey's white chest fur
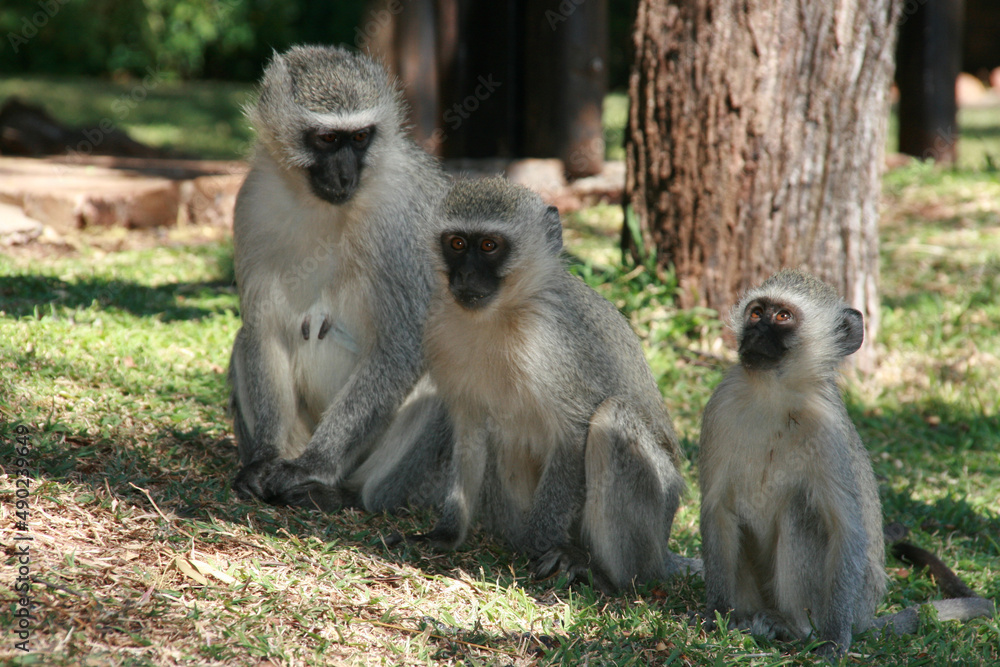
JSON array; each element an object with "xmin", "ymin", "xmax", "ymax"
[
  {"xmin": 427, "ymin": 301, "xmax": 585, "ymax": 511},
  {"xmin": 238, "ymin": 168, "xmax": 372, "ymax": 435},
  {"xmin": 702, "ymin": 376, "xmax": 833, "ymax": 532}
]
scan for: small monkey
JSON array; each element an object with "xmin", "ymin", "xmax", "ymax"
[
  {"xmin": 404, "ymin": 177, "xmax": 695, "ymax": 592},
  {"xmin": 699, "ymin": 269, "xmax": 993, "ymax": 657}
]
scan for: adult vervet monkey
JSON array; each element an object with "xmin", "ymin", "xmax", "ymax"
[
  {"xmin": 699, "ymin": 269, "xmax": 993, "ymax": 658},
  {"xmin": 401, "ymin": 177, "xmax": 696, "ymax": 592},
  {"xmin": 228, "ymin": 44, "xmax": 451, "ymax": 512}
]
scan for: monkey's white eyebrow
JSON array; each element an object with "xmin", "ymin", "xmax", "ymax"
[{"xmin": 305, "ymin": 109, "xmax": 382, "ymax": 130}]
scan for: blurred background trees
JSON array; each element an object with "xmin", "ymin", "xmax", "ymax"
[{"xmin": 0, "ymin": 0, "xmax": 361, "ymax": 81}]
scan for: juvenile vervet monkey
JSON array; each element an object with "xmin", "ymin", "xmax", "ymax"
[
  {"xmin": 228, "ymin": 44, "xmax": 451, "ymax": 512},
  {"xmin": 404, "ymin": 177, "xmax": 694, "ymax": 592},
  {"xmin": 699, "ymin": 269, "xmax": 994, "ymax": 657}
]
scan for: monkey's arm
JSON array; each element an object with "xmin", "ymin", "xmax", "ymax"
[
  {"xmin": 519, "ymin": 438, "xmax": 589, "ymax": 582},
  {"xmin": 410, "ymin": 421, "xmax": 488, "ymax": 549},
  {"xmin": 813, "ymin": 497, "xmax": 869, "ymax": 658},
  {"xmin": 229, "ymin": 323, "xmax": 297, "ymax": 467}
]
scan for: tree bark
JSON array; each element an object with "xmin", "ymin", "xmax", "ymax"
[{"xmin": 624, "ymin": 0, "xmax": 901, "ymax": 369}]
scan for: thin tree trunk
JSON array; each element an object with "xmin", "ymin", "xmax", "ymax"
[
  {"xmin": 896, "ymin": 0, "xmax": 964, "ymax": 163},
  {"xmin": 624, "ymin": 0, "xmax": 901, "ymax": 370}
]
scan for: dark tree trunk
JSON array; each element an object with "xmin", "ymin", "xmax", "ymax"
[
  {"xmin": 624, "ymin": 0, "xmax": 900, "ymax": 369},
  {"xmin": 896, "ymin": 0, "xmax": 964, "ymax": 163},
  {"xmin": 522, "ymin": 0, "xmax": 609, "ymax": 177},
  {"xmin": 436, "ymin": 0, "xmax": 521, "ymax": 158}
]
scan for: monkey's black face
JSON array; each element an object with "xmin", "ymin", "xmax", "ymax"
[
  {"xmin": 738, "ymin": 298, "xmax": 800, "ymax": 371},
  {"xmin": 304, "ymin": 126, "xmax": 375, "ymax": 204},
  {"xmin": 439, "ymin": 231, "xmax": 511, "ymax": 310}
]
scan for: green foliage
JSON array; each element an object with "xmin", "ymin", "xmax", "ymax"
[{"xmin": 0, "ymin": 0, "xmax": 366, "ymax": 81}]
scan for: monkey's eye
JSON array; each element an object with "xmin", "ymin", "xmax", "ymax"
[
  {"xmin": 775, "ymin": 310, "xmax": 793, "ymax": 323},
  {"xmin": 352, "ymin": 130, "xmax": 370, "ymax": 144},
  {"xmin": 316, "ymin": 132, "xmax": 338, "ymax": 144},
  {"xmin": 449, "ymin": 236, "xmax": 467, "ymax": 252},
  {"xmin": 480, "ymin": 238, "xmax": 498, "ymax": 253},
  {"xmin": 748, "ymin": 307, "xmax": 763, "ymax": 322}
]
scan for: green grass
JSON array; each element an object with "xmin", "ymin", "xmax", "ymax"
[
  {"xmin": 1, "ymin": 161, "xmax": 999, "ymax": 665},
  {"xmin": 0, "ymin": 76, "xmax": 255, "ymax": 160}
]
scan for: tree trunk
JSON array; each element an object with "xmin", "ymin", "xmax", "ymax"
[
  {"xmin": 624, "ymin": 0, "xmax": 900, "ymax": 370},
  {"xmin": 522, "ymin": 0, "xmax": 609, "ymax": 177},
  {"xmin": 896, "ymin": 0, "xmax": 963, "ymax": 163}
]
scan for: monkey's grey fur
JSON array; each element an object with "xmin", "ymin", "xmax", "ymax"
[
  {"xmin": 228, "ymin": 44, "xmax": 451, "ymax": 512},
  {"xmin": 699, "ymin": 269, "xmax": 993, "ymax": 658},
  {"xmin": 413, "ymin": 177, "xmax": 695, "ymax": 592}
]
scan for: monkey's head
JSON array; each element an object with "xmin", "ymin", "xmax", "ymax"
[
  {"xmin": 433, "ymin": 178, "xmax": 563, "ymax": 311},
  {"xmin": 248, "ymin": 44, "xmax": 406, "ymax": 205},
  {"xmin": 731, "ymin": 269, "xmax": 864, "ymax": 374}
]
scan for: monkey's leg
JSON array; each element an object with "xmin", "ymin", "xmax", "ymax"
[
  {"xmin": 775, "ymin": 494, "xmax": 865, "ymax": 658},
  {"xmin": 353, "ymin": 387, "xmax": 454, "ymax": 513},
  {"xmin": 579, "ymin": 397, "xmax": 684, "ymax": 591}
]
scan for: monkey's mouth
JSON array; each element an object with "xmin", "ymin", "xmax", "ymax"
[
  {"xmin": 450, "ymin": 287, "xmax": 496, "ymax": 310},
  {"xmin": 309, "ymin": 180, "xmax": 357, "ymax": 205},
  {"xmin": 307, "ymin": 168, "xmax": 360, "ymax": 205},
  {"xmin": 739, "ymin": 351, "xmax": 782, "ymax": 371}
]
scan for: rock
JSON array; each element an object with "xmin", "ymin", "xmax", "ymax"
[
  {"xmin": 956, "ymin": 72, "xmax": 988, "ymax": 106},
  {"xmin": 505, "ymin": 158, "xmax": 567, "ymax": 195},
  {"xmin": 568, "ymin": 160, "xmax": 625, "ymax": 207},
  {"xmin": 0, "ymin": 156, "xmax": 246, "ymax": 234},
  {"xmin": 0, "ymin": 201, "xmax": 44, "ymax": 245}
]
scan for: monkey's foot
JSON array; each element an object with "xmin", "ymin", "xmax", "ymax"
[
  {"xmin": 811, "ymin": 639, "xmax": 848, "ymax": 661},
  {"xmin": 233, "ymin": 459, "xmax": 343, "ymax": 512},
  {"xmin": 387, "ymin": 525, "xmax": 461, "ymax": 551}
]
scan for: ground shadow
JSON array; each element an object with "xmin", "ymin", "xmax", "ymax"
[{"xmin": 0, "ymin": 274, "xmax": 235, "ymax": 322}]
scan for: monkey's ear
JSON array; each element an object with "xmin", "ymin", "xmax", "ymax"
[
  {"xmin": 543, "ymin": 206, "xmax": 563, "ymax": 252},
  {"xmin": 836, "ymin": 307, "xmax": 864, "ymax": 355}
]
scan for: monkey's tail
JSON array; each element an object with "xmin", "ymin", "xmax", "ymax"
[
  {"xmin": 891, "ymin": 541, "xmax": 978, "ymax": 599},
  {"xmin": 872, "ymin": 597, "xmax": 995, "ymax": 636},
  {"xmin": 871, "ymin": 540, "xmax": 996, "ymax": 636}
]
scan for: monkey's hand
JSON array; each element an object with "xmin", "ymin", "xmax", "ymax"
[
  {"xmin": 531, "ymin": 545, "xmax": 601, "ymax": 588},
  {"xmin": 233, "ymin": 459, "xmax": 344, "ymax": 512}
]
